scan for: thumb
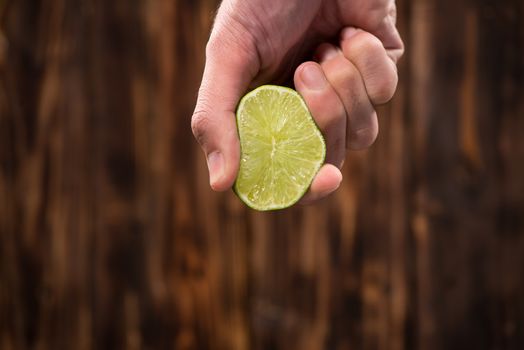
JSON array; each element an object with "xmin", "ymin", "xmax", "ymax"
[{"xmin": 191, "ymin": 24, "xmax": 259, "ymax": 191}]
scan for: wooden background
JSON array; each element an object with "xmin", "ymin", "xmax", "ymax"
[{"xmin": 1, "ymin": 0, "xmax": 523, "ymax": 349}]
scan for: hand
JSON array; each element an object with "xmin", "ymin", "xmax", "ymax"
[{"xmin": 191, "ymin": 0, "xmax": 404, "ymax": 203}]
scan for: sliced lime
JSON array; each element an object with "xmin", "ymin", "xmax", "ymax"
[{"xmin": 234, "ymin": 85, "xmax": 326, "ymax": 211}]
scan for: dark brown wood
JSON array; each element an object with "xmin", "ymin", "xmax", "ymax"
[{"xmin": 1, "ymin": 0, "xmax": 523, "ymax": 349}]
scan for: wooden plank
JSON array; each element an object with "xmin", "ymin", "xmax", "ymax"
[{"xmin": 0, "ymin": 0, "xmax": 523, "ymax": 349}]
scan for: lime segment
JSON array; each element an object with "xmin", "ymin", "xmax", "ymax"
[{"xmin": 234, "ymin": 85, "xmax": 326, "ymax": 211}]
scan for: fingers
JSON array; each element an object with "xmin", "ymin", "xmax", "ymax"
[
  {"xmin": 317, "ymin": 43, "xmax": 378, "ymax": 150},
  {"xmin": 340, "ymin": 28, "xmax": 398, "ymax": 105},
  {"xmin": 371, "ymin": 4, "xmax": 405, "ymax": 63},
  {"xmin": 293, "ymin": 60, "xmax": 349, "ymax": 204},
  {"xmin": 339, "ymin": 0, "xmax": 404, "ymax": 62},
  {"xmin": 191, "ymin": 20, "xmax": 259, "ymax": 191},
  {"xmin": 294, "ymin": 62, "xmax": 347, "ymax": 168},
  {"xmin": 296, "ymin": 29, "xmax": 399, "ymax": 203},
  {"xmin": 300, "ymin": 164, "xmax": 343, "ymax": 205}
]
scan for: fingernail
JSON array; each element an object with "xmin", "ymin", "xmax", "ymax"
[
  {"xmin": 207, "ymin": 151, "xmax": 224, "ymax": 188},
  {"xmin": 301, "ymin": 64, "xmax": 328, "ymax": 91},
  {"xmin": 341, "ymin": 27, "xmax": 359, "ymax": 41}
]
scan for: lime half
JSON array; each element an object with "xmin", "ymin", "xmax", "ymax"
[{"xmin": 234, "ymin": 85, "xmax": 326, "ymax": 211}]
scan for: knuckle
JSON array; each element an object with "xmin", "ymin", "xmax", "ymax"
[
  {"xmin": 370, "ymin": 69, "xmax": 398, "ymax": 104},
  {"xmin": 324, "ymin": 57, "xmax": 360, "ymax": 92},
  {"xmin": 348, "ymin": 126, "xmax": 379, "ymax": 150},
  {"xmin": 191, "ymin": 110, "xmax": 212, "ymax": 146},
  {"xmin": 361, "ymin": 34, "xmax": 384, "ymax": 54},
  {"xmin": 343, "ymin": 64, "xmax": 361, "ymax": 88},
  {"xmin": 346, "ymin": 32, "xmax": 384, "ymax": 57},
  {"xmin": 344, "ymin": 33, "xmax": 399, "ymax": 104}
]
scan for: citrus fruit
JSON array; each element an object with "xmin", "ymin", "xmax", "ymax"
[{"xmin": 234, "ymin": 85, "xmax": 326, "ymax": 211}]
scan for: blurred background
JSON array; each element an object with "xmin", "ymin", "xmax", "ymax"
[{"xmin": 1, "ymin": 0, "xmax": 523, "ymax": 349}]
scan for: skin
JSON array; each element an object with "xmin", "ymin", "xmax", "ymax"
[{"xmin": 192, "ymin": 0, "xmax": 404, "ymax": 203}]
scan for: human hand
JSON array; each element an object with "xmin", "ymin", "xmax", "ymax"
[{"xmin": 191, "ymin": 0, "xmax": 404, "ymax": 203}]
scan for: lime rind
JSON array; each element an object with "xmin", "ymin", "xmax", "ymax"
[{"xmin": 233, "ymin": 85, "xmax": 326, "ymax": 211}]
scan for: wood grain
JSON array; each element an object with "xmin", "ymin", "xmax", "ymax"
[{"xmin": 1, "ymin": 0, "xmax": 523, "ymax": 349}]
